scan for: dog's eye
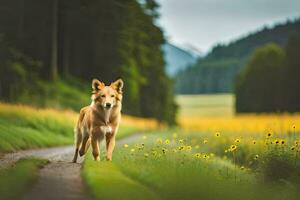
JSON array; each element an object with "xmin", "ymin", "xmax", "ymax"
[
  {"xmin": 111, "ymin": 95, "xmax": 115, "ymax": 98},
  {"xmin": 101, "ymin": 94, "xmax": 106, "ymax": 98}
]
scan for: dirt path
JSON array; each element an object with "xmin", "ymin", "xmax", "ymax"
[{"xmin": 0, "ymin": 134, "xmax": 143, "ymax": 200}]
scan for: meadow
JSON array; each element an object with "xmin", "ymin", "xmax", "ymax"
[
  {"xmin": 0, "ymin": 102, "xmax": 158, "ymax": 153},
  {"xmin": 83, "ymin": 94, "xmax": 300, "ymax": 200}
]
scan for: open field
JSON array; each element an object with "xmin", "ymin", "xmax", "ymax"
[{"xmin": 176, "ymin": 94, "xmax": 300, "ymax": 134}]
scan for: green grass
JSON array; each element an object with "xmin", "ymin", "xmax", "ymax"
[
  {"xmin": 0, "ymin": 158, "xmax": 48, "ymax": 200},
  {"xmin": 0, "ymin": 103, "xmax": 76, "ymax": 152},
  {"xmin": 176, "ymin": 94, "xmax": 234, "ymax": 118},
  {"xmin": 83, "ymin": 131, "xmax": 300, "ymax": 200},
  {"xmin": 83, "ymin": 154, "xmax": 160, "ymax": 200}
]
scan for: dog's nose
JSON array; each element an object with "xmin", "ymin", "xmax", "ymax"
[{"xmin": 105, "ymin": 103, "xmax": 112, "ymax": 108}]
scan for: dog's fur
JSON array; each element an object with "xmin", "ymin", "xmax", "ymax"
[{"xmin": 72, "ymin": 78, "xmax": 123, "ymax": 162}]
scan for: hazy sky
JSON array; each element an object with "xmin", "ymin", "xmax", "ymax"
[{"xmin": 157, "ymin": 0, "xmax": 300, "ymax": 53}]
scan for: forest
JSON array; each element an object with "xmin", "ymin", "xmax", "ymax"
[
  {"xmin": 235, "ymin": 36, "xmax": 300, "ymax": 113},
  {"xmin": 175, "ymin": 18, "xmax": 300, "ymax": 94},
  {"xmin": 0, "ymin": 0, "xmax": 177, "ymax": 125}
]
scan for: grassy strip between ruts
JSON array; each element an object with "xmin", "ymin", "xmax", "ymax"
[{"xmin": 0, "ymin": 158, "xmax": 48, "ymax": 200}]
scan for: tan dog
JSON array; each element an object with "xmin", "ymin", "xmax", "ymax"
[{"xmin": 72, "ymin": 78, "xmax": 123, "ymax": 162}]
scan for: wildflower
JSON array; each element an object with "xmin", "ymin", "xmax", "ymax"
[
  {"xmin": 194, "ymin": 153, "xmax": 201, "ymax": 158},
  {"xmin": 229, "ymin": 145, "xmax": 237, "ymax": 152},
  {"xmin": 130, "ymin": 148, "xmax": 135, "ymax": 152},
  {"xmin": 179, "ymin": 139, "xmax": 184, "ymax": 144},
  {"xmin": 186, "ymin": 146, "xmax": 192, "ymax": 151},
  {"xmin": 178, "ymin": 145, "xmax": 185, "ymax": 151},
  {"xmin": 252, "ymin": 140, "xmax": 256, "ymax": 144},
  {"xmin": 291, "ymin": 146, "xmax": 296, "ymax": 151},
  {"xmin": 165, "ymin": 139, "xmax": 170, "ymax": 145},
  {"xmin": 254, "ymin": 155, "xmax": 259, "ymax": 160},
  {"xmin": 203, "ymin": 139, "xmax": 208, "ymax": 144},
  {"xmin": 275, "ymin": 139, "xmax": 280, "ymax": 144},
  {"xmin": 123, "ymin": 144, "xmax": 129, "ymax": 148},
  {"xmin": 215, "ymin": 132, "xmax": 220, "ymax": 137},
  {"xmin": 224, "ymin": 149, "xmax": 228, "ymax": 153},
  {"xmin": 144, "ymin": 153, "xmax": 149, "ymax": 158},
  {"xmin": 266, "ymin": 132, "xmax": 272, "ymax": 138},
  {"xmin": 203, "ymin": 154, "xmax": 210, "ymax": 159},
  {"xmin": 295, "ymin": 141, "xmax": 299, "ymax": 146},
  {"xmin": 162, "ymin": 148, "xmax": 167, "ymax": 154},
  {"xmin": 156, "ymin": 138, "xmax": 163, "ymax": 145},
  {"xmin": 172, "ymin": 133, "xmax": 178, "ymax": 138},
  {"xmin": 281, "ymin": 140, "xmax": 285, "ymax": 145},
  {"xmin": 235, "ymin": 138, "xmax": 241, "ymax": 143}
]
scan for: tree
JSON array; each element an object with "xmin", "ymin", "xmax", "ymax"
[{"xmin": 235, "ymin": 44, "xmax": 286, "ymax": 113}]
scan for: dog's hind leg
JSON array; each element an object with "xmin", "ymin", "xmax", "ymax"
[
  {"xmin": 79, "ymin": 131, "xmax": 89, "ymax": 156},
  {"xmin": 72, "ymin": 127, "xmax": 82, "ymax": 163}
]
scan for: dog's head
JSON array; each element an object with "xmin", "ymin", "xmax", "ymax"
[{"xmin": 91, "ymin": 78, "xmax": 123, "ymax": 110}]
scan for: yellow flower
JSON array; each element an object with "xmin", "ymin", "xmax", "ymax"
[
  {"xmin": 291, "ymin": 146, "xmax": 296, "ymax": 151},
  {"xmin": 194, "ymin": 153, "xmax": 201, "ymax": 158},
  {"xmin": 215, "ymin": 132, "xmax": 220, "ymax": 137},
  {"xmin": 162, "ymin": 148, "xmax": 167, "ymax": 154},
  {"xmin": 186, "ymin": 145, "xmax": 192, "ymax": 151},
  {"xmin": 252, "ymin": 140, "xmax": 256, "ymax": 145},
  {"xmin": 156, "ymin": 138, "xmax": 163, "ymax": 145},
  {"xmin": 178, "ymin": 145, "xmax": 185, "ymax": 151},
  {"xmin": 203, "ymin": 139, "xmax": 208, "ymax": 144},
  {"xmin": 266, "ymin": 132, "xmax": 272, "ymax": 138},
  {"xmin": 235, "ymin": 138, "xmax": 241, "ymax": 143},
  {"xmin": 165, "ymin": 139, "xmax": 170, "ymax": 145},
  {"xmin": 224, "ymin": 149, "xmax": 228, "ymax": 153},
  {"xmin": 123, "ymin": 144, "xmax": 129, "ymax": 148},
  {"xmin": 281, "ymin": 140, "xmax": 286, "ymax": 145},
  {"xmin": 179, "ymin": 139, "xmax": 184, "ymax": 144},
  {"xmin": 203, "ymin": 154, "xmax": 210, "ymax": 159},
  {"xmin": 229, "ymin": 145, "xmax": 237, "ymax": 152},
  {"xmin": 172, "ymin": 133, "xmax": 178, "ymax": 138},
  {"xmin": 130, "ymin": 148, "xmax": 135, "ymax": 152},
  {"xmin": 274, "ymin": 139, "xmax": 280, "ymax": 144},
  {"xmin": 254, "ymin": 154, "xmax": 259, "ymax": 160}
]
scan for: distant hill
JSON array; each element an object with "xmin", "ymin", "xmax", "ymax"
[
  {"xmin": 163, "ymin": 43, "xmax": 198, "ymax": 76},
  {"xmin": 175, "ymin": 18, "xmax": 300, "ymax": 94}
]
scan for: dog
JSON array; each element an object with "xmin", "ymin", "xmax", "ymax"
[{"xmin": 72, "ymin": 78, "xmax": 123, "ymax": 162}]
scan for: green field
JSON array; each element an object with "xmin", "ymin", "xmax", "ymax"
[{"xmin": 176, "ymin": 94, "xmax": 235, "ymax": 118}]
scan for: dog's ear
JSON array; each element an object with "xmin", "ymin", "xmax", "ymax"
[
  {"xmin": 92, "ymin": 79, "xmax": 105, "ymax": 92},
  {"xmin": 110, "ymin": 79, "xmax": 124, "ymax": 94}
]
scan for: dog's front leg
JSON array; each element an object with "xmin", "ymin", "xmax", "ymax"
[{"xmin": 106, "ymin": 131, "xmax": 116, "ymax": 161}]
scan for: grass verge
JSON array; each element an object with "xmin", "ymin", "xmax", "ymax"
[{"xmin": 0, "ymin": 158, "xmax": 48, "ymax": 200}]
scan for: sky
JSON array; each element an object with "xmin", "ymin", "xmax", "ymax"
[{"xmin": 157, "ymin": 0, "xmax": 300, "ymax": 54}]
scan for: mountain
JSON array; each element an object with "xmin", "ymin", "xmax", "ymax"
[
  {"xmin": 163, "ymin": 43, "xmax": 198, "ymax": 77},
  {"xmin": 175, "ymin": 18, "xmax": 300, "ymax": 94}
]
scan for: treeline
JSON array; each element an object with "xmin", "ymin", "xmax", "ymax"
[
  {"xmin": 175, "ymin": 18, "xmax": 300, "ymax": 94},
  {"xmin": 235, "ymin": 36, "xmax": 300, "ymax": 113},
  {"xmin": 0, "ymin": 0, "xmax": 177, "ymax": 125}
]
